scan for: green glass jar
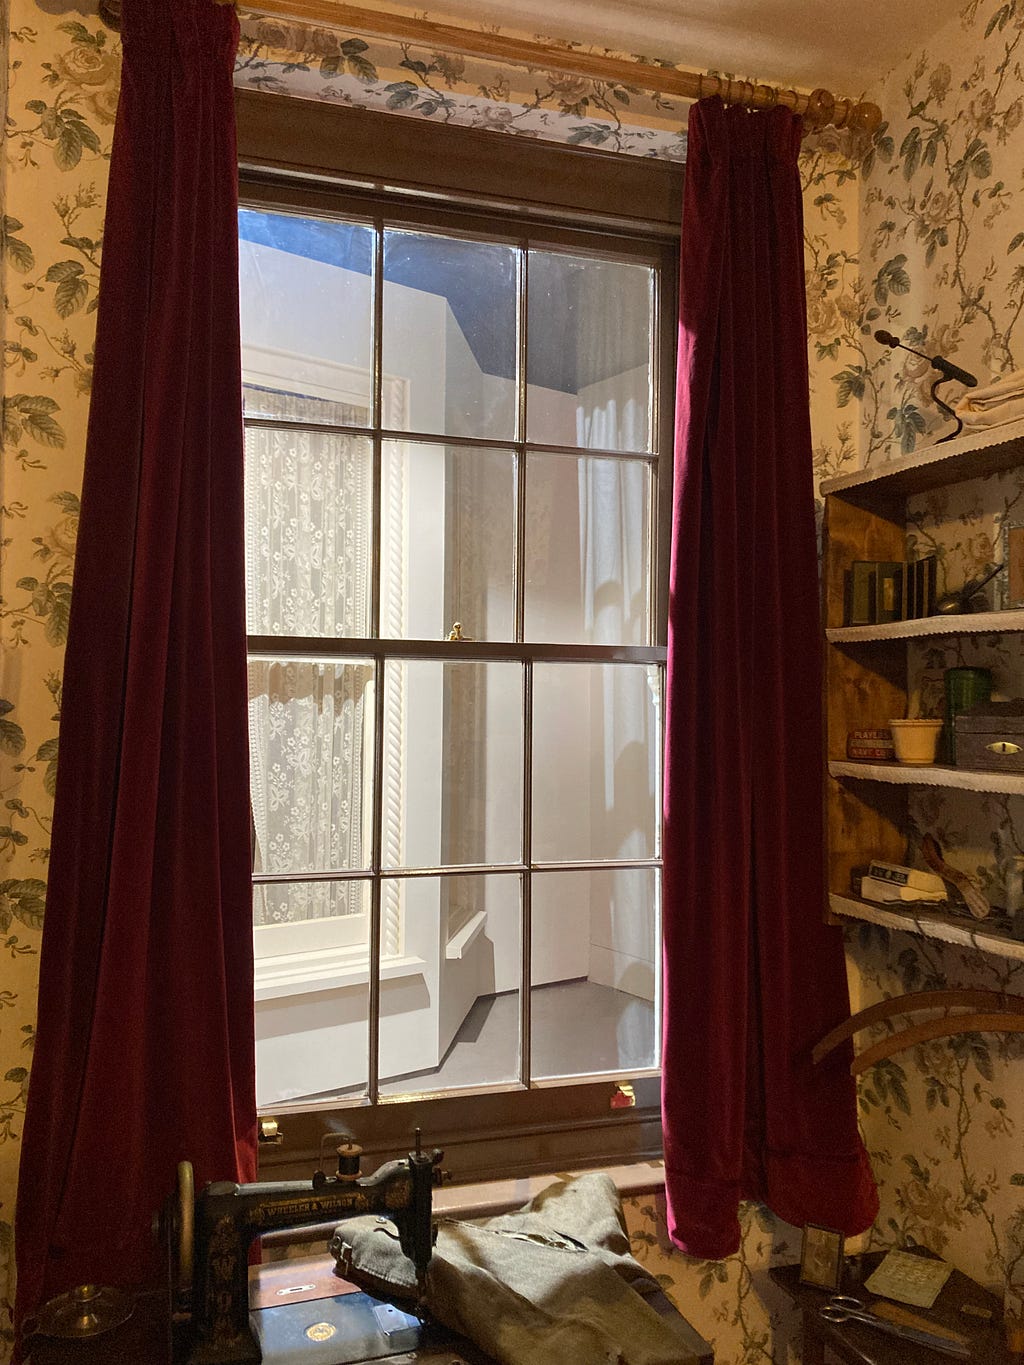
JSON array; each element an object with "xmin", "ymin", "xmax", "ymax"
[{"xmin": 944, "ymin": 666, "xmax": 993, "ymax": 765}]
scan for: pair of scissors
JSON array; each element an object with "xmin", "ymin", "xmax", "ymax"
[{"xmin": 820, "ymin": 1295, "xmax": 971, "ymax": 1358}]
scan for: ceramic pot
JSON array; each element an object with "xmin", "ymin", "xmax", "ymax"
[{"xmin": 889, "ymin": 718, "xmax": 943, "ymax": 765}]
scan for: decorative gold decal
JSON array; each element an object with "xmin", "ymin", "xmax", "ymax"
[{"xmin": 305, "ymin": 1322, "xmax": 337, "ymax": 1342}]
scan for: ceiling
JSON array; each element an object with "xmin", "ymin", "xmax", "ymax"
[{"xmin": 426, "ymin": 0, "xmax": 962, "ymax": 97}]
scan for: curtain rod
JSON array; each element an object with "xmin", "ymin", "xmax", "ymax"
[
  {"xmin": 96, "ymin": 0, "xmax": 882, "ymax": 133},
  {"xmin": 241, "ymin": 0, "xmax": 883, "ymax": 134}
]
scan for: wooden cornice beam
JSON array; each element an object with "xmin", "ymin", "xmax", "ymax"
[{"xmin": 239, "ymin": 0, "xmax": 883, "ymax": 135}]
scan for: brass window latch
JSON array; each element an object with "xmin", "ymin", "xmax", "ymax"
[
  {"xmin": 447, "ymin": 622, "xmax": 473, "ymax": 641},
  {"xmin": 258, "ymin": 1116, "xmax": 283, "ymax": 1144}
]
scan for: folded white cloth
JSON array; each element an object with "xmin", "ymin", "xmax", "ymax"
[{"xmin": 956, "ymin": 368, "xmax": 1024, "ymax": 427}]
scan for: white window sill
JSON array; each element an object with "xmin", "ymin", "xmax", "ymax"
[{"xmin": 254, "ymin": 950, "xmax": 426, "ymax": 1002}]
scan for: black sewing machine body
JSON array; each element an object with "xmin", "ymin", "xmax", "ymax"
[{"xmin": 173, "ymin": 1142, "xmax": 446, "ymax": 1365}]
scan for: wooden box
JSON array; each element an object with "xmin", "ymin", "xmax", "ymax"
[{"xmin": 955, "ymin": 700, "xmax": 1024, "ymax": 773}]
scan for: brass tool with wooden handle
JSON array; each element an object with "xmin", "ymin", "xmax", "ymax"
[
  {"xmin": 870, "ymin": 1299, "xmax": 971, "ymax": 1348},
  {"xmin": 921, "ymin": 834, "xmax": 989, "ymax": 919}
]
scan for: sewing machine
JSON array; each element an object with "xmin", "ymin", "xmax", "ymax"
[
  {"xmin": 167, "ymin": 1132, "xmax": 448, "ymax": 1364},
  {"xmin": 29, "ymin": 1135, "xmax": 713, "ymax": 1365}
]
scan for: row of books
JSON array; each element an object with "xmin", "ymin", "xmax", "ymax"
[
  {"xmin": 845, "ymin": 554, "xmax": 937, "ymax": 626},
  {"xmin": 860, "ymin": 860, "xmax": 946, "ymax": 905}
]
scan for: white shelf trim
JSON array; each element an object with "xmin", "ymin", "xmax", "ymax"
[
  {"xmin": 829, "ymin": 760, "xmax": 1024, "ymax": 796},
  {"xmin": 445, "ymin": 909, "xmax": 487, "ymax": 961},
  {"xmin": 820, "ymin": 416, "xmax": 1024, "ymax": 496},
  {"xmin": 830, "ymin": 893, "xmax": 1024, "ymax": 962},
  {"xmin": 826, "ymin": 609, "xmax": 1024, "ymax": 643}
]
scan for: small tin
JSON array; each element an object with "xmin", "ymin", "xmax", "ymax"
[{"xmin": 847, "ymin": 727, "xmax": 895, "ymax": 762}]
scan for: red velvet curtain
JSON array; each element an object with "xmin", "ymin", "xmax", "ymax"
[
  {"xmin": 15, "ymin": 0, "xmax": 256, "ymax": 1329},
  {"xmin": 661, "ymin": 98, "xmax": 878, "ymax": 1258}
]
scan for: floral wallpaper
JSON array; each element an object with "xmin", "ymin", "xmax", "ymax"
[
  {"xmin": 4, "ymin": 0, "xmax": 1024, "ymax": 1360},
  {"xmin": 835, "ymin": 0, "xmax": 1024, "ymax": 1337},
  {"xmin": 810, "ymin": 0, "xmax": 1023, "ymax": 475},
  {"xmin": 235, "ymin": 10, "xmax": 689, "ymax": 160},
  {"xmin": 2, "ymin": 1, "xmax": 117, "ymax": 1352}
]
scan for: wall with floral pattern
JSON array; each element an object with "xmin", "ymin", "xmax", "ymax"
[
  {"xmin": 837, "ymin": 0, "xmax": 1024, "ymax": 1336},
  {"xmin": 2, "ymin": 2, "xmax": 118, "ymax": 1353},
  {"xmin": 6, "ymin": 0, "xmax": 1023, "ymax": 1361}
]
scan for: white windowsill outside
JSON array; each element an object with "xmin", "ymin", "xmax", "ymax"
[{"xmin": 254, "ymin": 949, "xmax": 427, "ymax": 1002}]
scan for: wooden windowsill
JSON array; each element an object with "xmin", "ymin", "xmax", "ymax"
[{"xmin": 259, "ymin": 1159, "xmax": 667, "ymax": 1255}]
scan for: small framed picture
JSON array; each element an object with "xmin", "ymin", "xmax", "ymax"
[
  {"xmin": 799, "ymin": 1223, "xmax": 845, "ymax": 1291},
  {"xmin": 1003, "ymin": 521, "xmax": 1024, "ymax": 609}
]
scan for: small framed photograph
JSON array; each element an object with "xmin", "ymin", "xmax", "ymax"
[
  {"xmin": 1003, "ymin": 521, "xmax": 1024, "ymax": 609},
  {"xmin": 799, "ymin": 1223, "xmax": 845, "ymax": 1291}
]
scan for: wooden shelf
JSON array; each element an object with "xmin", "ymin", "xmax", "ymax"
[
  {"xmin": 820, "ymin": 417, "xmax": 1024, "ymax": 502},
  {"xmin": 830, "ymin": 893, "xmax": 1024, "ymax": 961},
  {"xmin": 829, "ymin": 760, "xmax": 1024, "ymax": 796},
  {"xmin": 827, "ymin": 608, "xmax": 1024, "ymax": 642},
  {"xmin": 823, "ymin": 421, "xmax": 1024, "ymax": 932}
]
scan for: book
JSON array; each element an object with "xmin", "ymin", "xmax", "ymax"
[
  {"xmin": 863, "ymin": 1250, "xmax": 953, "ymax": 1309},
  {"xmin": 903, "ymin": 557, "xmax": 919, "ymax": 619},
  {"xmin": 846, "ymin": 561, "xmax": 877, "ymax": 625},
  {"xmin": 915, "ymin": 556, "xmax": 927, "ymax": 617},
  {"xmin": 867, "ymin": 860, "xmax": 945, "ymax": 893},
  {"xmin": 874, "ymin": 561, "xmax": 904, "ymax": 623},
  {"xmin": 860, "ymin": 875, "xmax": 946, "ymax": 904},
  {"xmin": 919, "ymin": 553, "xmax": 937, "ymax": 616}
]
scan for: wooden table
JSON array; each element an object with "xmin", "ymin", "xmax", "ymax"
[
  {"xmin": 770, "ymin": 1249, "xmax": 1015, "ymax": 1365},
  {"xmin": 30, "ymin": 1251, "xmax": 714, "ymax": 1364}
]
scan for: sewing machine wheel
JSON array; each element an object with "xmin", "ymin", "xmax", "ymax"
[{"xmin": 171, "ymin": 1160, "xmax": 195, "ymax": 1302}]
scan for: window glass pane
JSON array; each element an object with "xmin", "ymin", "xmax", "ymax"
[
  {"xmin": 245, "ymin": 426, "xmax": 372, "ymax": 638},
  {"xmin": 524, "ymin": 453, "xmax": 650, "ymax": 645},
  {"xmin": 532, "ymin": 663, "xmax": 661, "ymax": 863},
  {"xmin": 383, "ymin": 230, "xmax": 517, "ymax": 440},
  {"xmin": 531, "ymin": 868, "xmax": 658, "ymax": 1079},
  {"xmin": 255, "ymin": 906, "xmax": 371, "ymax": 1108},
  {"xmin": 248, "ymin": 659, "xmax": 375, "ymax": 876},
  {"xmin": 527, "ymin": 251, "xmax": 653, "ymax": 453},
  {"xmin": 239, "ymin": 209, "xmax": 374, "ymax": 424},
  {"xmin": 382, "ymin": 661, "xmax": 523, "ymax": 869},
  {"xmin": 381, "ymin": 440, "xmax": 515, "ymax": 642},
  {"xmin": 253, "ymin": 881, "xmax": 367, "ymax": 931},
  {"xmin": 379, "ymin": 874, "xmax": 520, "ymax": 1096}
]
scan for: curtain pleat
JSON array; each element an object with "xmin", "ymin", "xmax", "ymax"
[
  {"xmin": 661, "ymin": 97, "xmax": 878, "ymax": 1258},
  {"xmin": 15, "ymin": 0, "xmax": 256, "ymax": 1330}
]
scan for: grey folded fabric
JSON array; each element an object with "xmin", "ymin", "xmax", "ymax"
[{"xmin": 329, "ymin": 1172, "xmax": 699, "ymax": 1365}]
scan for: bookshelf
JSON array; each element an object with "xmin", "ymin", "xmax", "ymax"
[{"xmin": 821, "ymin": 418, "xmax": 1024, "ymax": 957}]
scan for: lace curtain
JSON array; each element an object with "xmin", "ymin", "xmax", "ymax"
[{"xmin": 245, "ymin": 388, "xmax": 373, "ymax": 926}]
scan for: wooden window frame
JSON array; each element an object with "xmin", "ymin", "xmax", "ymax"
[{"xmin": 237, "ymin": 90, "xmax": 681, "ymax": 1185}]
